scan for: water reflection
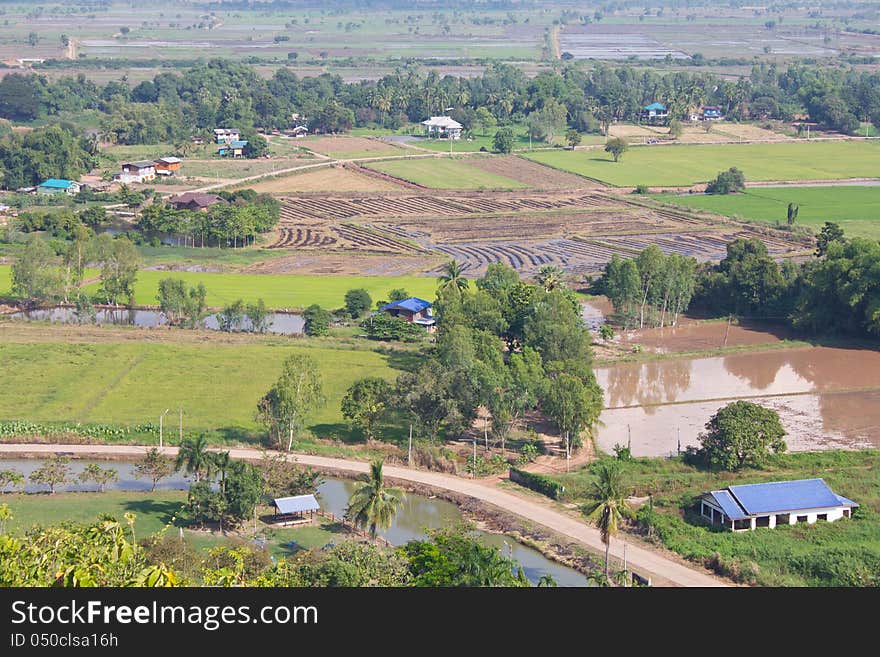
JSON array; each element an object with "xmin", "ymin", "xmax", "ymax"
[{"xmin": 9, "ymin": 306, "xmax": 304, "ymax": 335}]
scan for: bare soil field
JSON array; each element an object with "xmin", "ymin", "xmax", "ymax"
[
  {"xmin": 608, "ymin": 124, "xmax": 661, "ymax": 139},
  {"xmin": 300, "ymin": 136, "xmax": 404, "ymax": 159},
  {"xmin": 708, "ymin": 123, "xmax": 792, "ymax": 141},
  {"xmin": 465, "ymin": 156, "xmax": 599, "ymax": 189},
  {"xmin": 244, "ymin": 166, "xmax": 405, "ymax": 194},
  {"xmin": 255, "ymin": 188, "xmax": 808, "ymax": 277}
]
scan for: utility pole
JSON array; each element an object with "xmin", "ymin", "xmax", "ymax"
[
  {"xmin": 484, "ymin": 416, "xmax": 489, "ymax": 452},
  {"xmin": 179, "ymin": 407, "xmax": 183, "ymax": 444},
  {"xmin": 473, "ymin": 438, "xmax": 477, "ymax": 479},
  {"xmin": 408, "ymin": 424, "xmax": 413, "ymax": 467},
  {"xmin": 159, "ymin": 408, "xmax": 170, "ymax": 449}
]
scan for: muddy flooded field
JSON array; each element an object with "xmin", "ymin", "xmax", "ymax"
[
  {"xmin": 595, "ymin": 345, "xmax": 880, "ymax": 456},
  {"xmin": 619, "ymin": 318, "xmax": 796, "ymax": 352}
]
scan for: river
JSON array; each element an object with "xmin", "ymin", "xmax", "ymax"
[{"xmin": 0, "ymin": 459, "xmax": 588, "ymax": 587}]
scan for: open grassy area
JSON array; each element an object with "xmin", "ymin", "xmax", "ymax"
[
  {"xmin": 651, "ymin": 186, "xmax": 880, "ymax": 239},
  {"xmin": 2, "ymin": 490, "xmax": 186, "ymax": 537},
  {"xmin": 262, "ymin": 521, "xmax": 347, "ymax": 559},
  {"xmin": 0, "ymin": 335, "xmax": 414, "ymax": 438},
  {"xmin": 366, "ymin": 157, "xmax": 529, "ymax": 189},
  {"xmin": 0, "ymin": 266, "xmax": 10, "ymax": 296},
  {"xmin": 524, "ymin": 141, "xmax": 880, "ymax": 187},
  {"xmin": 550, "ymin": 450, "xmax": 880, "ymax": 586},
  {"xmin": 81, "ymin": 269, "xmax": 440, "ymax": 310}
]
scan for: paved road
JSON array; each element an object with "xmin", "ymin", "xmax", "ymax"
[{"xmin": 0, "ymin": 443, "xmax": 726, "ymax": 587}]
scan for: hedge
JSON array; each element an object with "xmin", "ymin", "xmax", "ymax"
[{"xmin": 509, "ymin": 467, "xmax": 566, "ymax": 500}]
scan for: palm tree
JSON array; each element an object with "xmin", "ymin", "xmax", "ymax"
[
  {"xmin": 210, "ymin": 451, "xmax": 232, "ymax": 494},
  {"xmin": 536, "ymin": 265, "xmax": 566, "ymax": 292},
  {"xmin": 344, "ymin": 459, "xmax": 404, "ymax": 540},
  {"xmin": 175, "ymin": 434, "xmax": 211, "ymax": 482},
  {"xmin": 437, "ymin": 259, "xmax": 469, "ymax": 293},
  {"xmin": 582, "ymin": 460, "xmax": 630, "ymax": 581}
]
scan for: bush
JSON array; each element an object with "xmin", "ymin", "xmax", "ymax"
[
  {"xmin": 633, "ymin": 184, "xmax": 649, "ymax": 194},
  {"xmin": 344, "ymin": 288, "xmax": 372, "ymax": 318},
  {"xmin": 360, "ymin": 314, "xmax": 424, "ymax": 342},
  {"xmin": 509, "ymin": 467, "xmax": 566, "ymax": 500},
  {"xmin": 705, "ymin": 167, "xmax": 746, "ymax": 194}
]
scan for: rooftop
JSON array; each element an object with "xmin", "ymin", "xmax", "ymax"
[
  {"xmin": 124, "ymin": 160, "xmax": 157, "ymax": 169},
  {"xmin": 644, "ymin": 102, "xmax": 667, "ymax": 111},
  {"xmin": 169, "ymin": 192, "xmax": 224, "ymax": 208},
  {"xmin": 273, "ymin": 494, "xmax": 320, "ymax": 515},
  {"xmin": 706, "ymin": 478, "xmax": 858, "ymax": 518},
  {"xmin": 156, "ymin": 156, "xmax": 182, "ymax": 164},
  {"xmin": 381, "ymin": 297, "xmax": 433, "ymax": 313},
  {"xmin": 39, "ymin": 179, "xmax": 76, "ymax": 189},
  {"xmin": 422, "ymin": 116, "xmax": 463, "ymax": 129},
  {"xmin": 229, "ymin": 140, "xmax": 249, "ymax": 148}
]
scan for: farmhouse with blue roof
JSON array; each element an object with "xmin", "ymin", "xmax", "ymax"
[
  {"xmin": 700, "ymin": 478, "xmax": 857, "ymax": 531},
  {"xmin": 380, "ymin": 297, "xmax": 436, "ymax": 331},
  {"xmin": 640, "ymin": 102, "xmax": 669, "ymax": 124},
  {"xmin": 37, "ymin": 178, "xmax": 81, "ymax": 196}
]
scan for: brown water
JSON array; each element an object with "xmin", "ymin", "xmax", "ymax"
[
  {"xmin": 595, "ymin": 346, "xmax": 880, "ymax": 456},
  {"xmin": 620, "ymin": 319, "xmax": 795, "ymax": 352}
]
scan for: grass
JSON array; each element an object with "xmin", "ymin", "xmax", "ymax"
[
  {"xmin": 550, "ymin": 450, "xmax": 880, "ymax": 586},
  {"xmin": 262, "ymin": 521, "xmax": 347, "ymax": 559},
  {"xmin": 81, "ymin": 269, "xmax": 441, "ymax": 310},
  {"xmin": 650, "ymin": 186, "xmax": 880, "ymax": 239},
  {"xmin": 2, "ymin": 490, "xmax": 187, "ymax": 538},
  {"xmin": 365, "ymin": 157, "xmax": 529, "ymax": 189},
  {"xmin": 0, "ymin": 266, "xmax": 9, "ymax": 296},
  {"xmin": 0, "ymin": 337, "xmax": 413, "ymax": 437},
  {"xmin": 523, "ymin": 141, "xmax": 880, "ymax": 187}
]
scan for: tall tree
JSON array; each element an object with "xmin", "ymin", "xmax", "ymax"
[
  {"xmin": 583, "ymin": 460, "xmax": 630, "ymax": 580},
  {"xmin": 697, "ymin": 401, "xmax": 787, "ymax": 470},
  {"xmin": 344, "ymin": 459, "xmax": 404, "ymax": 540},
  {"xmin": 176, "ymin": 435, "xmax": 212, "ymax": 482},
  {"xmin": 135, "ymin": 448, "xmax": 174, "ymax": 492},
  {"xmin": 341, "ymin": 377, "xmax": 392, "ymax": 442},
  {"xmin": 256, "ymin": 354, "xmax": 325, "ymax": 451},
  {"xmin": 438, "ymin": 259, "xmax": 469, "ymax": 294},
  {"xmin": 11, "ymin": 235, "xmax": 64, "ymax": 305},
  {"xmin": 95, "ymin": 234, "xmax": 139, "ymax": 306}
]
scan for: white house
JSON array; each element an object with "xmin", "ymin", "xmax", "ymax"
[
  {"xmin": 115, "ymin": 161, "xmax": 156, "ymax": 184},
  {"xmin": 700, "ymin": 478, "xmax": 858, "ymax": 531},
  {"xmin": 36, "ymin": 179, "xmax": 81, "ymax": 196},
  {"xmin": 422, "ymin": 116, "xmax": 463, "ymax": 140},
  {"xmin": 213, "ymin": 128, "xmax": 240, "ymax": 144}
]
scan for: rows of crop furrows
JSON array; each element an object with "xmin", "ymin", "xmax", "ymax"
[
  {"xmin": 279, "ymin": 193, "xmax": 612, "ymax": 221},
  {"xmin": 430, "ymin": 242, "xmax": 563, "ymax": 273},
  {"xmin": 593, "ymin": 230, "xmax": 799, "ymax": 261},
  {"xmin": 267, "ymin": 227, "xmax": 338, "ymax": 249},
  {"xmin": 542, "ymin": 239, "xmax": 629, "ymax": 272},
  {"xmin": 369, "ymin": 223, "xmax": 431, "ymax": 241},
  {"xmin": 334, "ymin": 224, "xmax": 424, "ymax": 254}
]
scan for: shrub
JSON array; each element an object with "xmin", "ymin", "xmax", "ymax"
[
  {"xmin": 706, "ymin": 167, "xmax": 746, "ymax": 194},
  {"xmin": 509, "ymin": 467, "xmax": 566, "ymax": 500}
]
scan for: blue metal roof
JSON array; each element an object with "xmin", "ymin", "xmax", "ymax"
[
  {"xmin": 229, "ymin": 140, "xmax": 248, "ymax": 148},
  {"xmin": 728, "ymin": 479, "xmax": 849, "ymax": 515},
  {"xmin": 39, "ymin": 178, "xmax": 74, "ymax": 189},
  {"xmin": 707, "ymin": 490, "xmax": 748, "ymax": 520},
  {"xmin": 644, "ymin": 102, "xmax": 667, "ymax": 111},
  {"xmin": 273, "ymin": 494, "xmax": 320, "ymax": 514},
  {"xmin": 381, "ymin": 297, "xmax": 432, "ymax": 313}
]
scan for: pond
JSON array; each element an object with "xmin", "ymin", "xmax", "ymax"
[
  {"xmin": 0, "ymin": 459, "xmax": 589, "ymax": 587},
  {"xmin": 8, "ymin": 306, "xmax": 304, "ymax": 335}
]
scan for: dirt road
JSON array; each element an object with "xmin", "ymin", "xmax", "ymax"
[{"xmin": 0, "ymin": 442, "xmax": 726, "ymax": 587}]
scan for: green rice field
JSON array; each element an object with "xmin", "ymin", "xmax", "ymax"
[
  {"xmin": 366, "ymin": 157, "xmax": 528, "ymax": 189},
  {"xmin": 524, "ymin": 141, "xmax": 880, "ymax": 187},
  {"xmin": 651, "ymin": 186, "xmax": 880, "ymax": 239},
  {"xmin": 0, "ymin": 339, "xmax": 408, "ymax": 433}
]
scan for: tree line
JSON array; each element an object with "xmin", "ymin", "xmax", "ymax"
[
  {"xmin": 600, "ymin": 225, "xmax": 880, "ymax": 338},
  {"xmin": 0, "ymin": 57, "xmax": 877, "ymax": 147}
]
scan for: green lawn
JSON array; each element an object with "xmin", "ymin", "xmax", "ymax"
[
  {"xmin": 366, "ymin": 157, "xmax": 529, "ymax": 189},
  {"xmin": 651, "ymin": 186, "xmax": 880, "ymax": 239},
  {"xmin": 2, "ymin": 490, "xmax": 187, "ymax": 537},
  {"xmin": 549, "ymin": 450, "xmax": 880, "ymax": 586},
  {"xmin": 0, "ymin": 266, "xmax": 9, "ymax": 296},
  {"xmin": 81, "ymin": 270, "xmax": 440, "ymax": 310},
  {"xmin": 524, "ymin": 141, "xmax": 880, "ymax": 187},
  {"xmin": 262, "ymin": 521, "xmax": 347, "ymax": 559},
  {"xmin": 0, "ymin": 339, "xmax": 412, "ymax": 437}
]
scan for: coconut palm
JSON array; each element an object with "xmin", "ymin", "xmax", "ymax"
[
  {"xmin": 536, "ymin": 265, "xmax": 566, "ymax": 292},
  {"xmin": 175, "ymin": 434, "xmax": 211, "ymax": 482},
  {"xmin": 582, "ymin": 460, "xmax": 630, "ymax": 581},
  {"xmin": 437, "ymin": 259, "xmax": 469, "ymax": 293},
  {"xmin": 210, "ymin": 451, "xmax": 232, "ymax": 494},
  {"xmin": 344, "ymin": 459, "xmax": 404, "ymax": 540}
]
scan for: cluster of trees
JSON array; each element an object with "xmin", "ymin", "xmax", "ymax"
[
  {"xmin": 690, "ymin": 401, "xmax": 787, "ymax": 471},
  {"xmin": 0, "ymin": 458, "xmax": 118, "ymax": 495},
  {"xmin": 217, "ymin": 298, "xmax": 272, "ymax": 333},
  {"xmin": 0, "ymin": 123, "xmax": 97, "ymax": 190},
  {"xmin": 599, "ymin": 246, "xmax": 697, "ymax": 329},
  {"xmin": 689, "ymin": 226, "xmax": 880, "ymax": 337},
  {"xmin": 1, "ymin": 59, "xmax": 876, "ymax": 153},
  {"xmin": 157, "ymin": 278, "xmax": 207, "ymax": 329},
  {"xmin": 342, "ymin": 262, "xmax": 602, "ymax": 463},
  {"xmin": 11, "ymin": 232, "xmax": 139, "ymax": 307},
  {"xmin": 705, "ymin": 167, "xmax": 746, "ymax": 194},
  {"xmin": 137, "ymin": 190, "xmax": 280, "ymax": 248}
]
